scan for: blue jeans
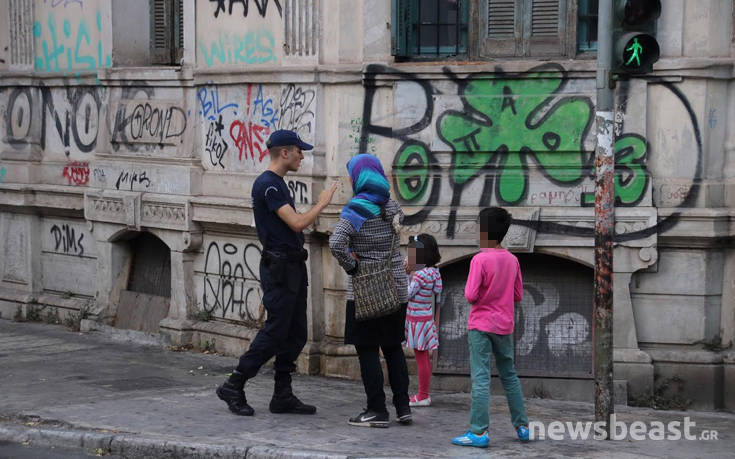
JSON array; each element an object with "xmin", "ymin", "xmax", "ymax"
[{"xmin": 468, "ymin": 329, "xmax": 528, "ymax": 434}]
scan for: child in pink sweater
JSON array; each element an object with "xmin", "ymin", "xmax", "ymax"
[{"xmin": 451, "ymin": 207, "xmax": 529, "ymax": 448}]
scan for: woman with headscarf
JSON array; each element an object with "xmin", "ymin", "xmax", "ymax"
[{"xmin": 329, "ymin": 154, "xmax": 411, "ymax": 428}]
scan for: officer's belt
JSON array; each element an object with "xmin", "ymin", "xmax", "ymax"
[{"xmin": 263, "ymin": 248, "xmax": 308, "ymax": 263}]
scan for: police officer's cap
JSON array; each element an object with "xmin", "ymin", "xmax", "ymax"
[{"xmin": 266, "ymin": 130, "xmax": 313, "ymax": 151}]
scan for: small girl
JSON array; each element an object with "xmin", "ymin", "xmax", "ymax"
[{"xmin": 404, "ymin": 233, "xmax": 443, "ymax": 407}]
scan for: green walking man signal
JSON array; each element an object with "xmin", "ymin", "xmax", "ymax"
[
  {"xmin": 613, "ymin": 0, "xmax": 661, "ymax": 74},
  {"xmin": 625, "ymin": 37, "xmax": 643, "ymax": 67}
]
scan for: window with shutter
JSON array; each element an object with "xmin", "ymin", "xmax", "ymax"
[
  {"xmin": 174, "ymin": 0, "xmax": 184, "ymax": 62},
  {"xmin": 481, "ymin": 0, "xmax": 519, "ymax": 56},
  {"xmin": 479, "ymin": 0, "xmax": 569, "ymax": 57},
  {"xmin": 149, "ymin": 0, "xmax": 183, "ymax": 65},
  {"xmin": 392, "ymin": 0, "xmax": 409, "ymax": 56},
  {"xmin": 527, "ymin": 0, "xmax": 566, "ymax": 56},
  {"xmin": 394, "ymin": 0, "xmax": 576, "ymax": 60}
]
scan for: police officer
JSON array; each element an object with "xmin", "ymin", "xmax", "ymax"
[{"xmin": 217, "ymin": 129, "xmax": 338, "ymax": 416}]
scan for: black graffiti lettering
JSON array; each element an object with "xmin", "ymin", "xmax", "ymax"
[
  {"xmin": 501, "ymin": 85, "xmax": 517, "ymax": 115},
  {"xmin": 360, "ymin": 65, "xmax": 702, "ymax": 241},
  {"xmin": 115, "ymin": 102, "xmax": 187, "ymax": 145},
  {"xmin": 110, "ymin": 83, "xmax": 158, "ymax": 152},
  {"xmin": 211, "ymin": 0, "xmax": 282, "ymax": 18},
  {"xmin": 205, "ymin": 116, "xmax": 228, "ymax": 168},
  {"xmin": 115, "ymin": 171, "xmax": 127, "ymax": 190},
  {"xmin": 453, "ymin": 127, "xmax": 482, "ymax": 152},
  {"xmin": 93, "ymin": 168, "xmax": 106, "ymax": 181},
  {"xmin": 50, "ymin": 224, "xmax": 85, "ymax": 257},
  {"xmin": 202, "ymin": 242, "xmax": 263, "ymax": 323},
  {"xmin": 5, "ymin": 83, "xmax": 103, "ymax": 154},
  {"xmin": 287, "ymin": 180, "xmax": 308, "ymax": 204},
  {"xmin": 360, "ymin": 64, "xmax": 435, "ymax": 152},
  {"xmin": 115, "ymin": 170, "xmax": 151, "ymax": 191},
  {"xmin": 278, "ymin": 84, "xmax": 315, "ymax": 135},
  {"xmin": 211, "ymin": 0, "xmax": 226, "ymax": 16},
  {"xmin": 138, "ymin": 171, "xmax": 151, "ymax": 187},
  {"xmin": 6, "ymin": 88, "xmax": 33, "ymax": 145}
]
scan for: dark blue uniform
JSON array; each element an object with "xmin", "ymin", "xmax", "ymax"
[{"xmin": 236, "ymin": 170, "xmax": 308, "ymax": 380}]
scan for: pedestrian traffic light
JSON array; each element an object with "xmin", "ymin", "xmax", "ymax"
[{"xmin": 613, "ymin": 0, "xmax": 661, "ymax": 74}]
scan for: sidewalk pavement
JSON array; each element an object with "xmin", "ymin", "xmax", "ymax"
[{"xmin": 0, "ymin": 319, "xmax": 733, "ymax": 459}]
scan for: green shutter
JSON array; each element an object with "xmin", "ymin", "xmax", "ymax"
[
  {"xmin": 391, "ymin": 0, "xmax": 408, "ymax": 56},
  {"xmin": 150, "ymin": 0, "xmax": 172, "ymax": 64},
  {"xmin": 481, "ymin": 0, "xmax": 520, "ymax": 56},
  {"xmin": 174, "ymin": 0, "xmax": 184, "ymax": 62}
]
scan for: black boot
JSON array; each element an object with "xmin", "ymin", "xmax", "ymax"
[
  {"xmin": 216, "ymin": 370, "xmax": 254, "ymax": 416},
  {"xmin": 269, "ymin": 371, "xmax": 316, "ymax": 415}
]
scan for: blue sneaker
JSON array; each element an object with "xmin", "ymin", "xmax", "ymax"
[
  {"xmin": 517, "ymin": 425, "xmax": 530, "ymax": 442},
  {"xmin": 451, "ymin": 430, "xmax": 489, "ymax": 448}
]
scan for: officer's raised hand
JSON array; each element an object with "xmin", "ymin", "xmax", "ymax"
[
  {"xmin": 318, "ymin": 181, "xmax": 339, "ymax": 207},
  {"xmin": 277, "ymin": 180, "xmax": 339, "ymax": 232}
]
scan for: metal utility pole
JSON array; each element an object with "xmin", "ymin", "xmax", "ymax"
[{"xmin": 594, "ymin": 0, "xmax": 615, "ymax": 439}]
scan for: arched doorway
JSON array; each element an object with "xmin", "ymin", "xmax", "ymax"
[
  {"xmin": 114, "ymin": 232, "xmax": 171, "ymax": 333},
  {"xmin": 436, "ymin": 253, "xmax": 593, "ymax": 379}
]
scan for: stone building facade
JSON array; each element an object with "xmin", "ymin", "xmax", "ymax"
[{"xmin": 0, "ymin": 0, "xmax": 733, "ymax": 410}]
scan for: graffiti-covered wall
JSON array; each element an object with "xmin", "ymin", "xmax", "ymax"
[
  {"xmin": 196, "ymin": 0, "xmax": 284, "ymax": 68},
  {"xmin": 0, "ymin": 0, "xmax": 733, "ymax": 410},
  {"xmin": 33, "ymin": 0, "xmax": 111, "ymax": 72}
]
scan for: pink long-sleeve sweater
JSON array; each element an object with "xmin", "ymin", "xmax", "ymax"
[{"xmin": 464, "ymin": 248, "xmax": 523, "ymax": 335}]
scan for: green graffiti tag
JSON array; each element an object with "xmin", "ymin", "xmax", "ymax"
[
  {"xmin": 391, "ymin": 64, "xmax": 649, "ymax": 218},
  {"xmin": 581, "ymin": 134, "xmax": 649, "ymax": 206},
  {"xmin": 614, "ymin": 134, "xmax": 649, "ymax": 205},
  {"xmin": 394, "ymin": 142, "xmax": 431, "ymax": 202},
  {"xmin": 437, "ymin": 64, "xmax": 594, "ymax": 205}
]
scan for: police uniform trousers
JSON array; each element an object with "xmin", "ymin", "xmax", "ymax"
[{"xmin": 236, "ymin": 256, "xmax": 308, "ymax": 379}]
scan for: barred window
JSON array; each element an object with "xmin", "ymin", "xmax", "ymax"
[{"xmin": 392, "ymin": 0, "xmax": 597, "ymax": 59}]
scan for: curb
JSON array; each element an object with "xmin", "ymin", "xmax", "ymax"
[{"xmin": 0, "ymin": 423, "xmax": 351, "ymax": 459}]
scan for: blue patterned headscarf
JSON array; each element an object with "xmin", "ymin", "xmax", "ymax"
[{"xmin": 340, "ymin": 154, "xmax": 391, "ymax": 231}]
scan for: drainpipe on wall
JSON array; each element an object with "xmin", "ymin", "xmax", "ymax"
[{"xmin": 594, "ymin": 0, "xmax": 615, "ymax": 439}]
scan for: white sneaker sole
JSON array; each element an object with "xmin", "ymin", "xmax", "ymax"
[
  {"xmin": 409, "ymin": 397, "xmax": 431, "ymax": 407},
  {"xmin": 348, "ymin": 420, "xmax": 389, "ymax": 428}
]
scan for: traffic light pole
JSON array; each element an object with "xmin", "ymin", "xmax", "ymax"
[{"xmin": 595, "ymin": 0, "xmax": 615, "ymax": 439}]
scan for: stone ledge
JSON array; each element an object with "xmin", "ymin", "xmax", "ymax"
[
  {"xmin": 0, "ymin": 184, "xmax": 85, "ymax": 211},
  {"xmin": 657, "ymin": 208, "xmax": 735, "ymax": 243},
  {"xmin": 614, "ymin": 348, "xmax": 653, "ymax": 364},
  {"xmin": 645, "ymin": 347, "xmax": 725, "ymax": 364}
]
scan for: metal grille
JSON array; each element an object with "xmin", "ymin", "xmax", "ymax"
[
  {"xmin": 436, "ymin": 253, "xmax": 593, "ymax": 378},
  {"xmin": 127, "ymin": 232, "xmax": 171, "ymax": 298},
  {"xmin": 10, "ymin": 0, "xmax": 34, "ymax": 67},
  {"xmin": 284, "ymin": 0, "xmax": 318, "ymax": 56},
  {"xmin": 412, "ymin": 0, "xmax": 468, "ymax": 56}
]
